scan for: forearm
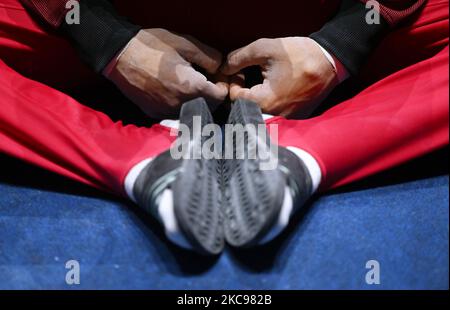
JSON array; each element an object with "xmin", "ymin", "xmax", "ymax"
[{"xmin": 19, "ymin": 0, "xmax": 141, "ymax": 73}]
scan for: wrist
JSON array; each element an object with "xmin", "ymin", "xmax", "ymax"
[
  {"xmin": 103, "ymin": 36, "xmax": 135, "ymax": 78},
  {"xmin": 311, "ymin": 39, "xmax": 349, "ymax": 84}
]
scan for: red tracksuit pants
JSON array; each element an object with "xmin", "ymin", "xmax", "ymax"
[{"xmin": 0, "ymin": 0, "xmax": 448, "ymax": 196}]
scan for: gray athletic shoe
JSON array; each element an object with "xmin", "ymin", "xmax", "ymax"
[
  {"xmin": 222, "ymin": 99, "xmax": 313, "ymax": 248},
  {"xmin": 133, "ymin": 98, "xmax": 224, "ymax": 255}
]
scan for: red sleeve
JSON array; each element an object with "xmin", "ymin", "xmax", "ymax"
[
  {"xmin": 19, "ymin": 0, "xmax": 74, "ymax": 28},
  {"xmin": 359, "ymin": 0, "xmax": 427, "ymax": 25}
]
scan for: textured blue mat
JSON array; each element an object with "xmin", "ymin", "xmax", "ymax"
[{"xmin": 0, "ymin": 163, "xmax": 448, "ymax": 289}]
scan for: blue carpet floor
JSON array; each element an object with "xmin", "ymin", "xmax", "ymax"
[{"xmin": 0, "ymin": 159, "xmax": 448, "ymax": 290}]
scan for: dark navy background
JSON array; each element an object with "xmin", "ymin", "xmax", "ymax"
[{"xmin": 0, "ymin": 149, "xmax": 448, "ymax": 290}]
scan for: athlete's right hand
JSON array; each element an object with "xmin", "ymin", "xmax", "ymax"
[{"xmin": 104, "ymin": 29, "xmax": 228, "ymax": 119}]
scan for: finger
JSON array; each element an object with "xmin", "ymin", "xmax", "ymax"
[
  {"xmin": 178, "ymin": 65, "xmax": 228, "ymax": 102},
  {"xmin": 200, "ymin": 79, "xmax": 229, "ymax": 103},
  {"xmin": 230, "ymin": 73, "xmax": 245, "ymax": 89},
  {"xmin": 222, "ymin": 39, "xmax": 270, "ymax": 76},
  {"xmin": 230, "ymin": 82, "xmax": 270, "ymax": 105},
  {"xmin": 175, "ymin": 35, "xmax": 224, "ymax": 74},
  {"xmin": 153, "ymin": 29, "xmax": 223, "ymax": 74},
  {"xmin": 211, "ymin": 72, "xmax": 230, "ymax": 90},
  {"xmin": 212, "ymin": 73, "xmax": 230, "ymax": 102},
  {"xmin": 229, "ymin": 73, "xmax": 246, "ymax": 100}
]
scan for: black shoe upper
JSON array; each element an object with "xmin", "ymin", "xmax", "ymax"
[
  {"xmin": 277, "ymin": 147, "xmax": 313, "ymax": 212},
  {"xmin": 133, "ymin": 150, "xmax": 182, "ymax": 220}
]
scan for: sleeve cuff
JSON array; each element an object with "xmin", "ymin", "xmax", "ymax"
[
  {"xmin": 310, "ymin": 0, "xmax": 389, "ymax": 76},
  {"xmin": 312, "ymin": 39, "xmax": 350, "ymax": 84},
  {"xmin": 61, "ymin": 0, "xmax": 141, "ymax": 73}
]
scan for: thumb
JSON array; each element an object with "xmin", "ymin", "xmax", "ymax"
[
  {"xmin": 230, "ymin": 81, "xmax": 273, "ymax": 105},
  {"xmin": 179, "ymin": 66, "xmax": 228, "ymax": 103}
]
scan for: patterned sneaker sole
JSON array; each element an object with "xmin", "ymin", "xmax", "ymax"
[
  {"xmin": 172, "ymin": 98, "xmax": 225, "ymax": 255},
  {"xmin": 222, "ymin": 99, "xmax": 286, "ymax": 248}
]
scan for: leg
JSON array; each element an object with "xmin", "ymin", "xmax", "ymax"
[
  {"xmin": 0, "ymin": 0, "xmax": 99, "ymax": 91},
  {"xmin": 270, "ymin": 45, "xmax": 449, "ymax": 190},
  {"xmin": 219, "ymin": 46, "xmax": 448, "ymax": 245},
  {"xmin": 0, "ymin": 58, "xmax": 174, "ymax": 195},
  {"xmin": 0, "ymin": 1, "xmax": 224, "ymax": 254},
  {"xmin": 361, "ymin": 0, "xmax": 449, "ymax": 83},
  {"xmin": 267, "ymin": 0, "xmax": 449, "ymax": 190},
  {"xmin": 0, "ymin": 0, "xmax": 175, "ymax": 195}
]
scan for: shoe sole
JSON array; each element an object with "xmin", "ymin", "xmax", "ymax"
[
  {"xmin": 222, "ymin": 99, "xmax": 286, "ymax": 248},
  {"xmin": 172, "ymin": 98, "xmax": 225, "ymax": 255}
]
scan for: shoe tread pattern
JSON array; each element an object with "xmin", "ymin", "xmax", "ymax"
[
  {"xmin": 172, "ymin": 99, "xmax": 225, "ymax": 255},
  {"xmin": 222, "ymin": 100, "xmax": 285, "ymax": 247}
]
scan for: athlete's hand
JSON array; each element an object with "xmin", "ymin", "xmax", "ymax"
[
  {"xmin": 222, "ymin": 37, "xmax": 339, "ymax": 118},
  {"xmin": 105, "ymin": 29, "xmax": 228, "ymax": 119}
]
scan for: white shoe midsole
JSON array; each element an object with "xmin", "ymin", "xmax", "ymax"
[
  {"xmin": 259, "ymin": 187, "xmax": 294, "ymax": 245},
  {"xmin": 158, "ymin": 189, "xmax": 193, "ymax": 250}
]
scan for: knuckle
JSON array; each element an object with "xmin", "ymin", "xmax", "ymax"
[
  {"xmin": 302, "ymin": 65, "xmax": 320, "ymax": 80},
  {"xmin": 210, "ymin": 50, "xmax": 223, "ymax": 65},
  {"xmin": 252, "ymin": 38, "xmax": 273, "ymax": 58},
  {"xmin": 183, "ymin": 79, "xmax": 208, "ymax": 95},
  {"xmin": 260, "ymin": 101, "xmax": 271, "ymax": 112},
  {"xmin": 152, "ymin": 28, "xmax": 169, "ymax": 35},
  {"xmin": 194, "ymin": 82, "xmax": 207, "ymax": 93},
  {"xmin": 226, "ymin": 56, "xmax": 238, "ymax": 68},
  {"xmin": 180, "ymin": 84, "xmax": 197, "ymax": 96},
  {"xmin": 256, "ymin": 38, "xmax": 270, "ymax": 45},
  {"xmin": 183, "ymin": 34, "xmax": 195, "ymax": 41}
]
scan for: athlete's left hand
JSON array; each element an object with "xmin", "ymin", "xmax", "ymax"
[{"xmin": 222, "ymin": 37, "xmax": 339, "ymax": 118}]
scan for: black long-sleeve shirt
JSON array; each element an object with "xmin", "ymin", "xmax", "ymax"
[{"xmin": 19, "ymin": 0, "xmax": 426, "ymax": 75}]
